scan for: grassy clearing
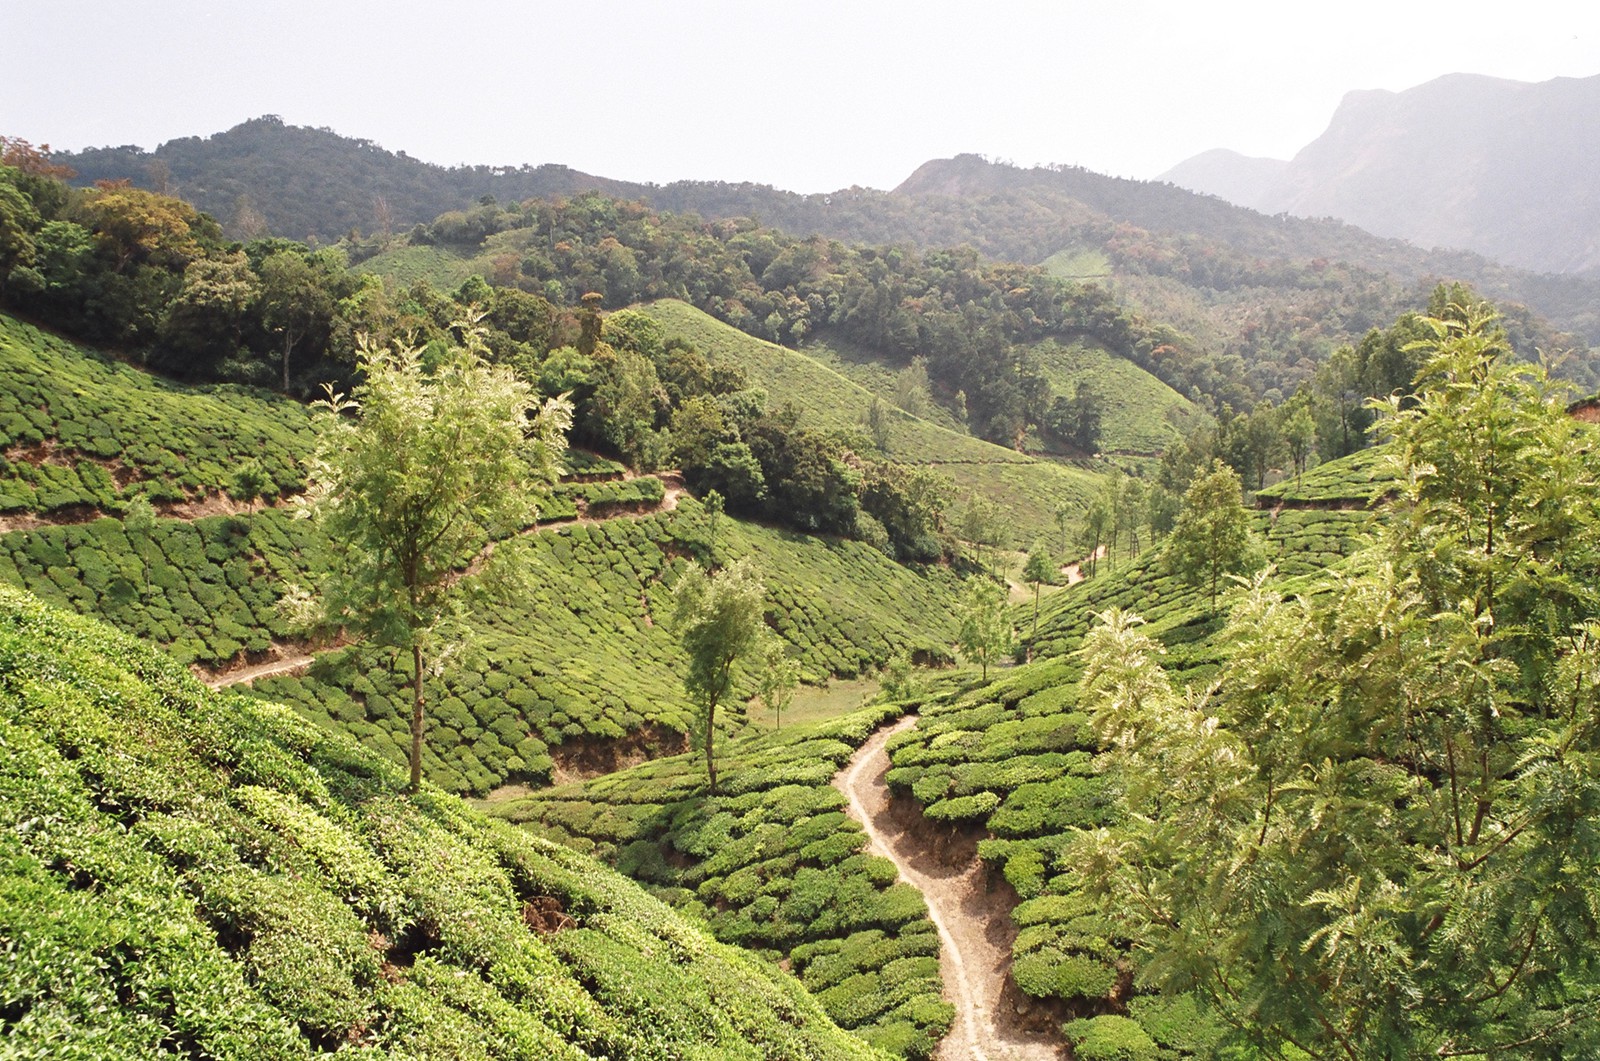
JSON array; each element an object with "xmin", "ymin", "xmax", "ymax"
[
  {"xmin": 749, "ymin": 676, "xmax": 886, "ymax": 731},
  {"xmin": 1040, "ymin": 246, "xmax": 1113, "ymax": 280}
]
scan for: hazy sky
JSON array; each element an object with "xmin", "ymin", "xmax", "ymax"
[{"xmin": 5, "ymin": 1, "xmax": 1599, "ymax": 192}]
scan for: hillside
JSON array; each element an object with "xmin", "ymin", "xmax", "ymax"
[
  {"xmin": 0, "ymin": 582, "xmax": 889, "ymax": 1058},
  {"xmin": 56, "ymin": 115, "xmax": 639, "ymax": 243},
  {"xmin": 1163, "ymin": 72, "xmax": 1600, "ymax": 274},
  {"xmin": 0, "ymin": 313, "xmax": 970, "ymax": 798},
  {"xmin": 635, "ymin": 300, "xmax": 1106, "ymax": 543},
  {"xmin": 55, "ymin": 117, "xmax": 1600, "ymax": 363}
]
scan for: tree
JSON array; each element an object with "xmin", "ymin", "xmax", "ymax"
[
  {"xmin": 290, "ymin": 328, "xmax": 570, "ymax": 793},
  {"xmin": 1072, "ymin": 311, "xmax": 1600, "ymax": 1058},
  {"xmin": 957, "ymin": 578, "xmax": 1012, "ymax": 681},
  {"xmin": 1022, "ymin": 541, "xmax": 1054, "ymax": 648},
  {"xmin": 893, "ymin": 356, "xmax": 932, "ymax": 418},
  {"xmin": 866, "ymin": 394, "xmax": 892, "ymax": 452},
  {"xmin": 958, "ymin": 494, "xmax": 1004, "ymax": 572},
  {"xmin": 1281, "ymin": 396, "xmax": 1316, "ymax": 483},
  {"xmin": 754, "ymin": 633, "xmax": 800, "ymax": 730},
  {"xmin": 1165, "ymin": 459, "xmax": 1254, "ymax": 612},
  {"xmin": 670, "ymin": 558, "xmax": 768, "ymax": 794},
  {"xmin": 258, "ymin": 249, "xmax": 333, "ymax": 392}
]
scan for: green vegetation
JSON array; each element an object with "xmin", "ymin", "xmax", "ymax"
[
  {"xmin": 1070, "ymin": 312, "xmax": 1600, "ymax": 1057},
  {"xmin": 0, "ymin": 314, "xmax": 312, "ymax": 512},
  {"xmin": 0, "ymin": 508, "xmax": 313, "ymax": 666},
  {"xmin": 258, "ymin": 501, "xmax": 963, "ymax": 795},
  {"xmin": 288, "ymin": 330, "xmax": 571, "ymax": 792},
  {"xmin": 641, "ymin": 299, "xmax": 1103, "ymax": 545},
  {"xmin": 669, "ymin": 558, "xmax": 769, "ymax": 794},
  {"xmin": 0, "ymin": 583, "xmax": 885, "ymax": 1058},
  {"xmin": 1027, "ymin": 338, "xmax": 1201, "ymax": 454},
  {"xmin": 490, "ymin": 704, "xmax": 953, "ymax": 1058}
]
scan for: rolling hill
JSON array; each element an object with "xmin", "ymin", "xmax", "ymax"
[{"xmin": 0, "ymin": 582, "xmax": 888, "ymax": 1059}]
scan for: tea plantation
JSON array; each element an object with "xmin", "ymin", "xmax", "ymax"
[
  {"xmin": 639, "ymin": 300, "xmax": 1105, "ymax": 544},
  {"xmin": 257, "ymin": 499, "xmax": 965, "ymax": 795},
  {"xmin": 0, "ymin": 314, "xmax": 314, "ymax": 512},
  {"xmin": 490, "ymin": 702, "xmax": 954, "ymax": 1059},
  {"xmin": 0, "ymin": 583, "xmax": 888, "ymax": 1059}
]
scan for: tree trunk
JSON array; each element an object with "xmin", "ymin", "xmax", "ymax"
[
  {"xmin": 409, "ymin": 643, "xmax": 426, "ymax": 794},
  {"xmin": 704, "ymin": 694, "xmax": 719, "ymax": 795}
]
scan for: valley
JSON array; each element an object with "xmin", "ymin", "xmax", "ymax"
[{"xmin": 5, "ymin": 113, "xmax": 1600, "ymax": 1061}]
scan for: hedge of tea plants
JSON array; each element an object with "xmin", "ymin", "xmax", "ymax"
[
  {"xmin": 491, "ymin": 703, "xmax": 954, "ymax": 1059},
  {"xmin": 256, "ymin": 504, "xmax": 964, "ymax": 795},
  {"xmin": 0, "ymin": 314, "xmax": 313, "ymax": 511},
  {"xmin": 0, "ymin": 508, "xmax": 316, "ymax": 665},
  {"xmin": 0, "ymin": 583, "xmax": 889, "ymax": 1059}
]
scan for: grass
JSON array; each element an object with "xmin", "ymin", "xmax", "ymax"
[
  {"xmin": 749, "ymin": 676, "xmax": 885, "ymax": 731},
  {"xmin": 1040, "ymin": 246, "xmax": 1114, "ymax": 281}
]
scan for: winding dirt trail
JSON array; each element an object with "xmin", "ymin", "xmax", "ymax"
[{"xmin": 836, "ymin": 718, "xmax": 1064, "ymax": 1061}]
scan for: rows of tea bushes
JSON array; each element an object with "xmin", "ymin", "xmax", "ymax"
[
  {"xmin": 1253, "ymin": 445, "xmax": 1392, "ymax": 506},
  {"xmin": 870, "ymin": 450, "xmax": 1398, "ymax": 1054},
  {"xmin": 258, "ymin": 501, "xmax": 964, "ymax": 794},
  {"xmin": 491, "ymin": 703, "xmax": 954, "ymax": 1059},
  {"xmin": 541, "ymin": 475, "xmax": 666, "ymax": 523},
  {"xmin": 883, "ymin": 649, "xmax": 1228, "ymax": 1055},
  {"xmin": 0, "ymin": 584, "xmax": 886, "ymax": 1059},
  {"xmin": 0, "ymin": 314, "xmax": 313, "ymax": 511},
  {"xmin": 0, "ymin": 508, "xmax": 315, "ymax": 666}
]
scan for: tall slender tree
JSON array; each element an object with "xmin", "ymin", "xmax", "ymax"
[{"xmin": 289, "ymin": 324, "xmax": 570, "ymax": 792}]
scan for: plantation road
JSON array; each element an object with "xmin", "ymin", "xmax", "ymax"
[{"xmin": 838, "ymin": 717, "xmax": 1065, "ymax": 1060}]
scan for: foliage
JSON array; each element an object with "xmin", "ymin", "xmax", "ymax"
[
  {"xmin": 956, "ymin": 579, "xmax": 1012, "ymax": 680},
  {"xmin": 670, "ymin": 559, "xmax": 769, "ymax": 794},
  {"xmin": 290, "ymin": 328, "xmax": 570, "ymax": 790},
  {"xmin": 0, "ymin": 313, "xmax": 313, "ymax": 513},
  {"xmin": 491, "ymin": 704, "xmax": 952, "ymax": 1058},
  {"xmin": 1070, "ymin": 311, "xmax": 1600, "ymax": 1059},
  {"xmin": 1164, "ymin": 460, "xmax": 1256, "ymax": 612},
  {"xmin": 0, "ymin": 583, "xmax": 886, "ymax": 1059}
]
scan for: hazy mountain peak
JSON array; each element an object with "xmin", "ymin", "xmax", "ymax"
[{"xmin": 1159, "ymin": 71, "xmax": 1600, "ymax": 273}]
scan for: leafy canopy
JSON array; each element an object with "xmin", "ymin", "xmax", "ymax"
[
  {"xmin": 291, "ymin": 321, "xmax": 570, "ymax": 790},
  {"xmin": 1073, "ymin": 309, "xmax": 1600, "ymax": 1059}
]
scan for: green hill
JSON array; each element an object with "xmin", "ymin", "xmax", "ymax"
[
  {"xmin": 0, "ymin": 318, "xmax": 968, "ymax": 796},
  {"xmin": 637, "ymin": 300, "xmax": 1106, "ymax": 545},
  {"xmin": 1026, "ymin": 338, "xmax": 1203, "ymax": 454},
  {"xmin": 0, "ymin": 314, "xmax": 313, "ymax": 514},
  {"xmin": 0, "ymin": 583, "xmax": 885, "ymax": 1059}
]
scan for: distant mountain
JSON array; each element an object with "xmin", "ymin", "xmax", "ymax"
[
  {"xmin": 57, "ymin": 115, "xmax": 640, "ymax": 243},
  {"xmin": 1160, "ymin": 72, "xmax": 1600, "ymax": 274},
  {"xmin": 1158, "ymin": 149, "xmax": 1286, "ymax": 214},
  {"xmin": 49, "ymin": 117, "xmax": 1600, "ymax": 365}
]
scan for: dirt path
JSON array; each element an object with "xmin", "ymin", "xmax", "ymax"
[
  {"xmin": 200, "ymin": 650, "xmax": 316, "ymax": 689},
  {"xmin": 837, "ymin": 718, "xmax": 1064, "ymax": 1061}
]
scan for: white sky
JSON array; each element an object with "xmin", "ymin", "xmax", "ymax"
[{"xmin": 4, "ymin": 0, "xmax": 1599, "ymax": 192}]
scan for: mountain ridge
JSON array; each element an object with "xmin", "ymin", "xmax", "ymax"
[{"xmin": 1161, "ymin": 71, "xmax": 1600, "ymax": 273}]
